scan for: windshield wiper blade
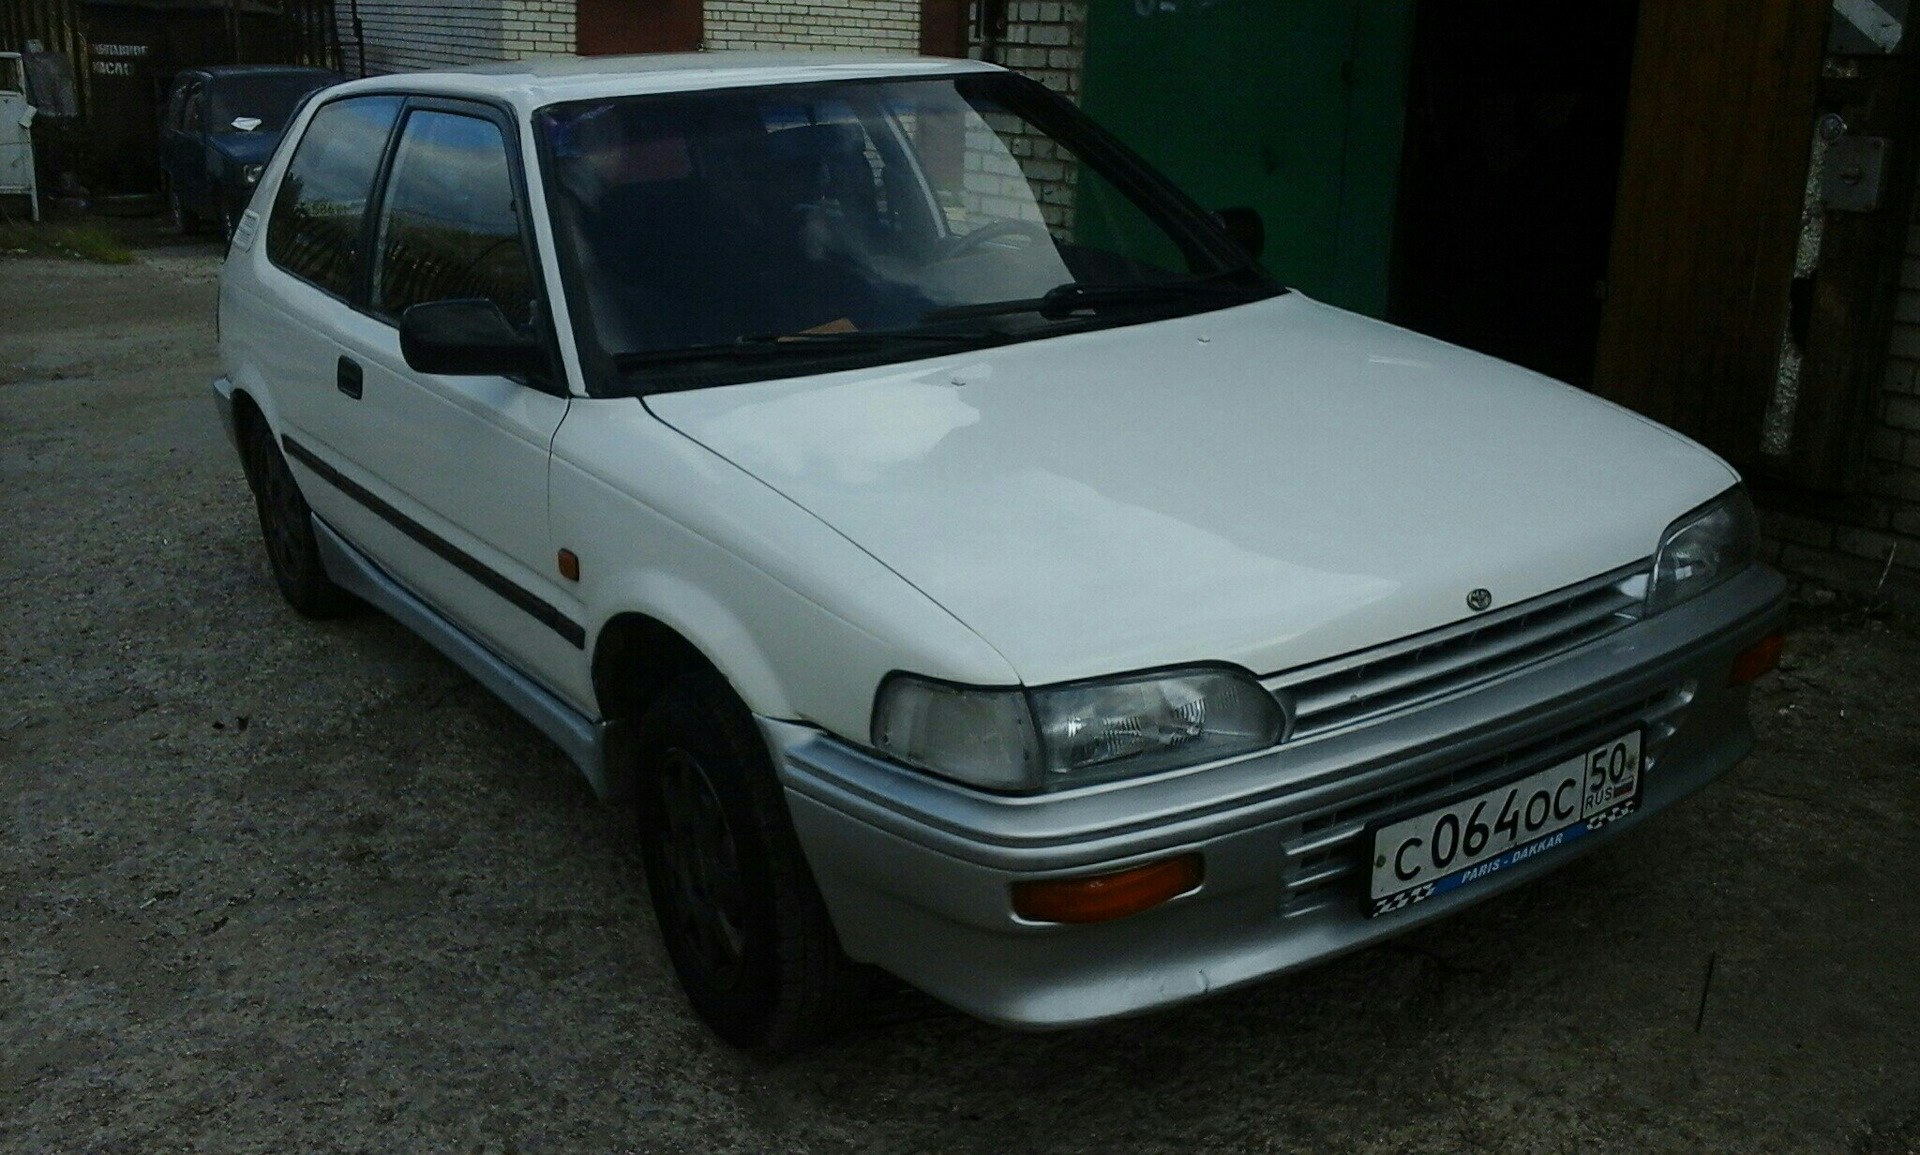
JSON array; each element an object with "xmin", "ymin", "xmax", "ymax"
[
  {"xmin": 732, "ymin": 329, "xmax": 993, "ymax": 347},
  {"xmin": 615, "ymin": 329, "xmax": 992, "ymax": 372},
  {"xmin": 922, "ymin": 274, "xmax": 1267, "ymax": 324}
]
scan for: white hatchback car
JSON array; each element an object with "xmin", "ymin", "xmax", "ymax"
[{"xmin": 215, "ymin": 53, "xmax": 1787, "ymax": 1051}]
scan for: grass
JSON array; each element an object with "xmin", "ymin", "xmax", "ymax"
[{"xmin": 0, "ymin": 217, "xmax": 136, "ymax": 265}]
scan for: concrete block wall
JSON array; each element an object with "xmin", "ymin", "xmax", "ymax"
[
  {"xmin": 704, "ymin": 1, "xmax": 918, "ymax": 52},
  {"xmin": 1760, "ymin": 170, "xmax": 1920, "ymax": 602}
]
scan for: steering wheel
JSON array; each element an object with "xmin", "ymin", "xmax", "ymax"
[{"xmin": 937, "ymin": 218, "xmax": 1052, "ymax": 261}]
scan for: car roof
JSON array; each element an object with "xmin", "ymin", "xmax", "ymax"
[
  {"xmin": 320, "ymin": 52, "xmax": 1003, "ymax": 112},
  {"xmin": 192, "ymin": 65, "xmax": 342, "ymax": 80}
]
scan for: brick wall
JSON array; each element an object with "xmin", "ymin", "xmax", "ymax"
[
  {"xmin": 339, "ymin": 0, "xmax": 574, "ymax": 75},
  {"xmin": 985, "ymin": 1, "xmax": 1085, "ymax": 101},
  {"xmin": 977, "ymin": 3, "xmax": 1087, "ymax": 232},
  {"xmin": 500, "ymin": 0, "xmax": 576, "ymax": 59},
  {"xmin": 704, "ymin": 1, "xmax": 918, "ymax": 52},
  {"xmin": 1759, "ymin": 169, "xmax": 1920, "ymax": 603}
]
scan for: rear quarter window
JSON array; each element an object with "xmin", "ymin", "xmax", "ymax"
[{"xmin": 266, "ymin": 95, "xmax": 404, "ymax": 299}]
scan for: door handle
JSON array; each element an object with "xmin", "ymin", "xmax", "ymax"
[{"xmin": 337, "ymin": 356, "xmax": 363, "ymax": 399}]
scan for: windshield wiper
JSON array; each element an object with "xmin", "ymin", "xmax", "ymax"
[
  {"xmin": 922, "ymin": 271, "xmax": 1270, "ymax": 324},
  {"xmin": 615, "ymin": 328, "xmax": 994, "ymax": 372}
]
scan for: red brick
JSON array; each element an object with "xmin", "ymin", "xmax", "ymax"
[
  {"xmin": 1864, "ymin": 462, "xmax": 1920, "ymax": 502},
  {"xmin": 1775, "ymin": 543, "xmax": 1889, "ymax": 591},
  {"xmin": 1886, "ymin": 358, "xmax": 1920, "ymax": 394},
  {"xmin": 1835, "ymin": 525, "xmax": 1900, "ymax": 563},
  {"xmin": 1890, "ymin": 394, "xmax": 1920, "ymax": 431},
  {"xmin": 1759, "ymin": 508, "xmax": 1836, "ymax": 548}
]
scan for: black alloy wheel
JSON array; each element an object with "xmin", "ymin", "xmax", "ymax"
[
  {"xmin": 241, "ymin": 420, "xmax": 355, "ymax": 618},
  {"xmin": 635, "ymin": 673, "xmax": 864, "ymax": 1053},
  {"xmin": 654, "ymin": 748, "xmax": 751, "ymax": 990}
]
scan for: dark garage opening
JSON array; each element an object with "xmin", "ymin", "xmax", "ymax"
[{"xmin": 1388, "ymin": 0, "xmax": 1640, "ymax": 387}]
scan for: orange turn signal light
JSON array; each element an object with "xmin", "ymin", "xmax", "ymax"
[
  {"xmin": 1012, "ymin": 854, "xmax": 1204, "ymax": 925},
  {"xmin": 1729, "ymin": 632, "xmax": 1785, "ymax": 686}
]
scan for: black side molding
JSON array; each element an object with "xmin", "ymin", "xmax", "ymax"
[{"xmin": 281, "ymin": 435, "xmax": 586, "ymax": 649}]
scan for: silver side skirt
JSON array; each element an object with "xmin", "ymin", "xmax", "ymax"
[{"xmin": 311, "ymin": 515, "xmax": 624, "ymax": 799}]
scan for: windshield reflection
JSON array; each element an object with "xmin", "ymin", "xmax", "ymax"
[{"xmin": 537, "ymin": 73, "xmax": 1272, "ymax": 391}]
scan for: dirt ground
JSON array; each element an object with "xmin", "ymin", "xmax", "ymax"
[{"xmin": 2, "ymin": 249, "xmax": 1917, "ymax": 1155}]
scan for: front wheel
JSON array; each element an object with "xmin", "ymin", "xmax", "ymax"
[{"xmin": 635, "ymin": 673, "xmax": 864, "ymax": 1053}]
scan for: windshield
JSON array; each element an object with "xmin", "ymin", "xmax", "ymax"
[
  {"xmin": 536, "ymin": 72, "xmax": 1277, "ymax": 393},
  {"xmin": 211, "ymin": 72, "xmax": 338, "ymax": 132}
]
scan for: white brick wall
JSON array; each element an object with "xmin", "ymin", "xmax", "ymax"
[
  {"xmin": 988, "ymin": 1, "xmax": 1086, "ymax": 101},
  {"xmin": 704, "ymin": 0, "xmax": 918, "ymax": 53},
  {"xmin": 501, "ymin": 0, "xmax": 577, "ymax": 60},
  {"xmin": 338, "ymin": 0, "xmax": 575, "ymax": 75}
]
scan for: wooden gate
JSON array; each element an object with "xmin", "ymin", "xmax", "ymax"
[
  {"xmin": 576, "ymin": 0, "xmax": 703, "ymax": 55},
  {"xmin": 1592, "ymin": 0, "xmax": 1829, "ymax": 469}
]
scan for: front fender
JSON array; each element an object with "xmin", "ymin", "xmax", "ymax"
[
  {"xmin": 587, "ymin": 569, "xmax": 800, "ymax": 722},
  {"xmin": 552, "ymin": 400, "xmax": 1018, "ymax": 745}
]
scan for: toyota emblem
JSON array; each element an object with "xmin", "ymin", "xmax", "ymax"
[{"xmin": 1466, "ymin": 588, "xmax": 1493, "ymax": 612}]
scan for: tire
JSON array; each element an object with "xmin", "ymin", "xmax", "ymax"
[
  {"xmin": 240, "ymin": 418, "xmax": 356, "ymax": 618},
  {"xmin": 169, "ymin": 187, "xmax": 201, "ymax": 236},
  {"xmin": 635, "ymin": 672, "xmax": 864, "ymax": 1053}
]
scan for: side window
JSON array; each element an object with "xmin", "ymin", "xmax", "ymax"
[
  {"xmin": 266, "ymin": 95, "xmax": 404, "ymax": 300},
  {"xmin": 371, "ymin": 110, "xmax": 534, "ymax": 327}
]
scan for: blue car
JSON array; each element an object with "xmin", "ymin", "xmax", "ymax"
[{"xmin": 160, "ymin": 65, "xmax": 342, "ymax": 239}]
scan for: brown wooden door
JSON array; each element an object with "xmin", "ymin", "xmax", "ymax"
[
  {"xmin": 576, "ymin": 0, "xmax": 702, "ymax": 55},
  {"xmin": 1592, "ymin": 0, "xmax": 1828, "ymax": 468}
]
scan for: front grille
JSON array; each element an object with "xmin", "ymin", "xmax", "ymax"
[
  {"xmin": 1275, "ymin": 684, "xmax": 1695, "ymax": 917},
  {"xmin": 1265, "ymin": 561, "xmax": 1651, "ymax": 739}
]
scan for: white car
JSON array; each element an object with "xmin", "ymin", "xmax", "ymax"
[{"xmin": 214, "ymin": 53, "xmax": 1787, "ymax": 1051}]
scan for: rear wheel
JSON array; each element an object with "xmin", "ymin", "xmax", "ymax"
[
  {"xmin": 635, "ymin": 672, "xmax": 864, "ymax": 1053},
  {"xmin": 240, "ymin": 417, "xmax": 356, "ymax": 618},
  {"xmin": 169, "ymin": 187, "xmax": 202, "ymax": 236}
]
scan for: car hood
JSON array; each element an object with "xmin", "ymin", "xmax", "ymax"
[
  {"xmin": 207, "ymin": 131, "xmax": 282, "ymax": 165},
  {"xmin": 646, "ymin": 295, "xmax": 1738, "ymax": 685}
]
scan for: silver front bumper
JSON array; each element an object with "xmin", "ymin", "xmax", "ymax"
[{"xmin": 766, "ymin": 564, "xmax": 1788, "ymax": 1029}]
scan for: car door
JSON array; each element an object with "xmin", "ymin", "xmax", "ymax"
[
  {"xmin": 160, "ymin": 76, "xmax": 199, "ymax": 206},
  {"xmin": 328, "ymin": 98, "xmax": 581, "ymax": 700},
  {"xmin": 244, "ymin": 92, "xmax": 405, "ymax": 557},
  {"xmin": 178, "ymin": 79, "xmax": 215, "ymax": 216}
]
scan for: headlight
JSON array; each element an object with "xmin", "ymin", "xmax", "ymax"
[
  {"xmin": 872, "ymin": 668, "xmax": 1288, "ymax": 792},
  {"xmin": 242, "ymin": 164, "xmax": 264, "ymax": 186},
  {"xmin": 1647, "ymin": 488, "xmax": 1758, "ymax": 615}
]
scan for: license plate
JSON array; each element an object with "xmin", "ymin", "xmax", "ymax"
[{"xmin": 1367, "ymin": 730, "xmax": 1643, "ymax": 917}]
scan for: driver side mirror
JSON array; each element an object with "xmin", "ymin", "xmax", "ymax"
[
  {"xmin": 1215, "ymin": 206, "xmax": 1265, "ymax": 260},
  {"xmin": 399, "ymin": 299, "xmax": 545, "ymax": 377}
]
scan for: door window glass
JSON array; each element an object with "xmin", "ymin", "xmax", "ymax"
[
  {"xmin": 371, "ymin": 110, "xmax": 534, "ymax": 326},
  {"xmin": 266, "ymin": 95, "xmax": 403, "ymax": 299}
]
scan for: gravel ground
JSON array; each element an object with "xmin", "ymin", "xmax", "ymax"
[{"xmin": 2, "ymin": 250, "xmax": 1917, "ymax": 1154}]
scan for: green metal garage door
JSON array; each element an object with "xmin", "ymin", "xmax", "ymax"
[{"xmin": 1080, "ymin": 0, "xmax": 1415, "ymax": 317}]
